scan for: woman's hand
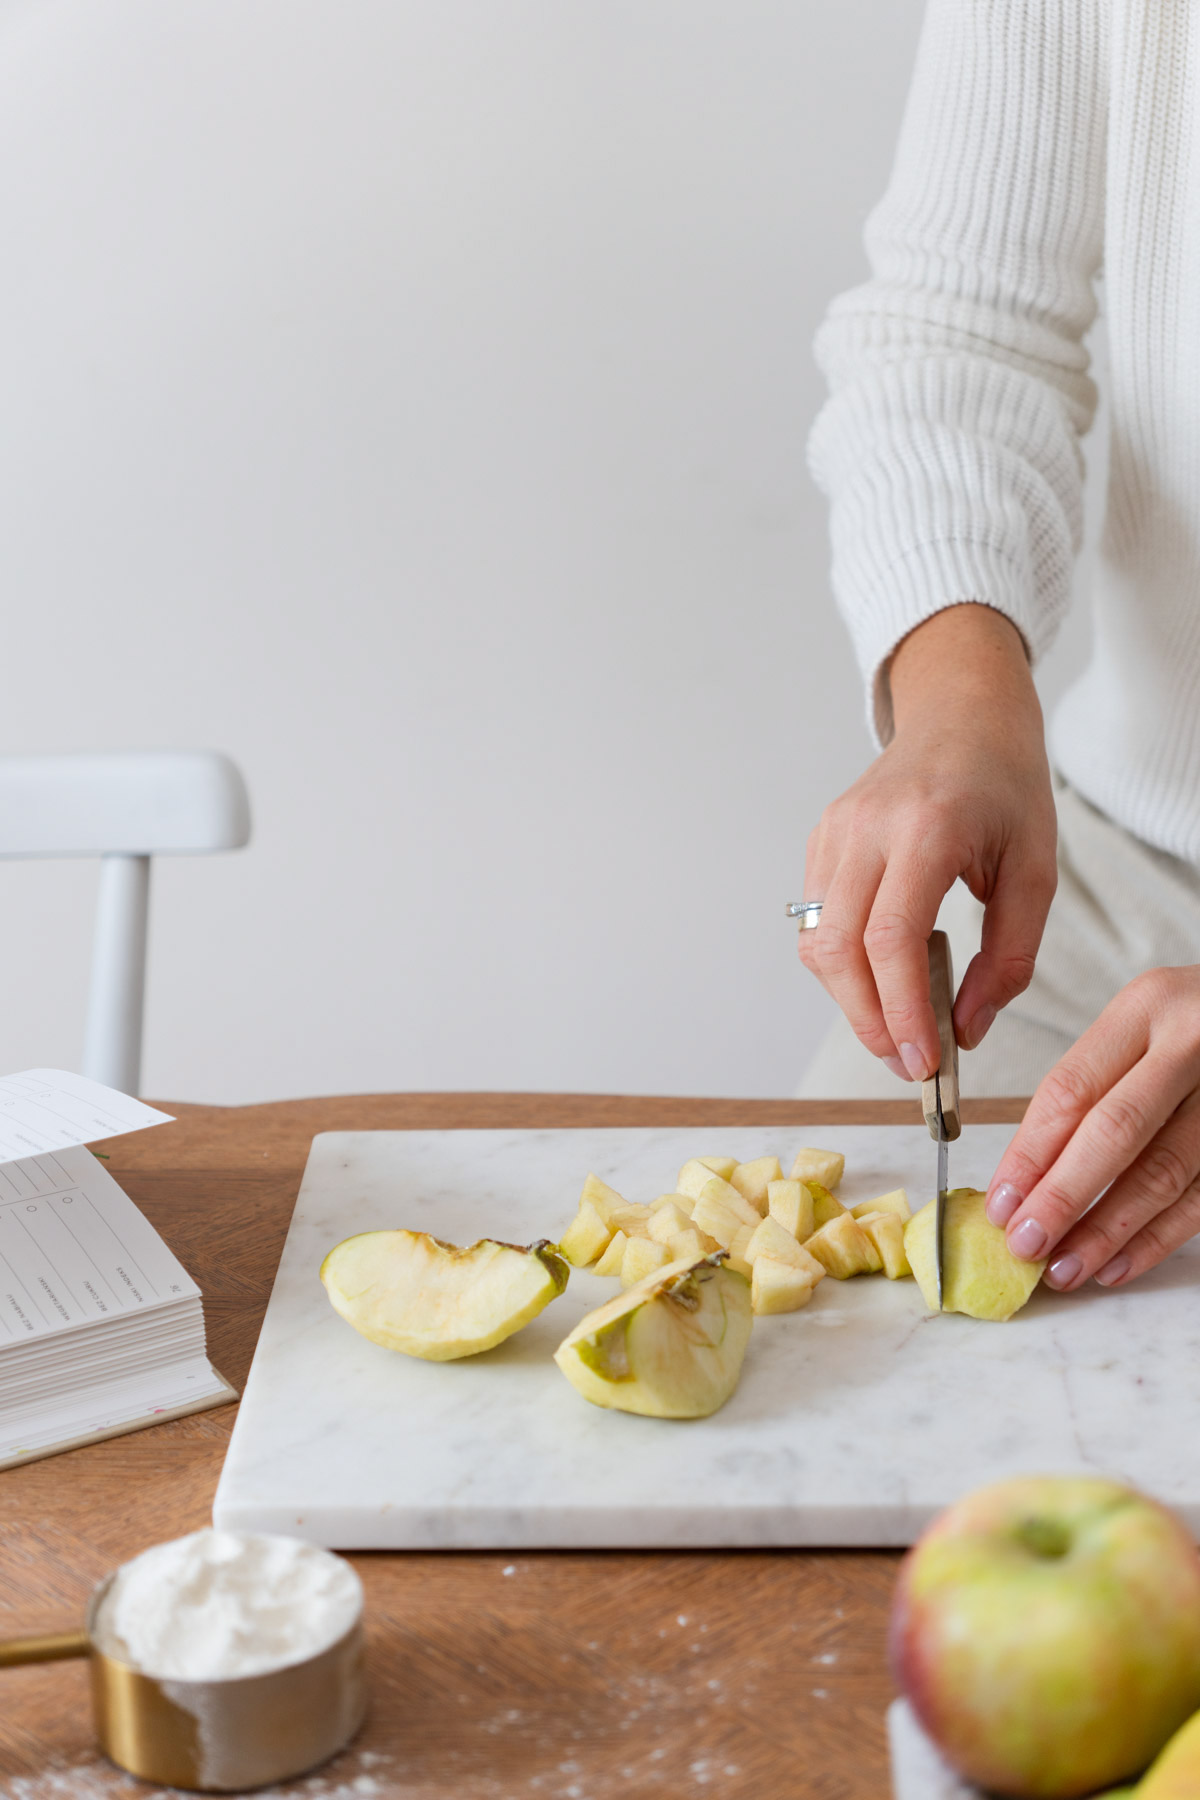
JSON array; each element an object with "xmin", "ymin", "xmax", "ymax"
[
  {"xmin": 987, "ymin": 966, "xmax": 1200, "ymax": 1289},
  {"xmin": 798, "ymin": 604, "xmax": 1058, "ymax": 1080}
]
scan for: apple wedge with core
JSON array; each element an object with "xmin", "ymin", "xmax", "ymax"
[
  {"xmin": 554, "ymin": 1253, "xmax": 753, "ymax": 1418},
  {"xmin": 321, "ymin": 1230, "xmax": 569, "ymax": 1360},
  {"xmin": 905, "ymin": 1189, "xmax": 1046, "ymax": 1320}
]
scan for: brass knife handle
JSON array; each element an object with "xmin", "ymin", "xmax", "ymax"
[
  {"xmin": 921, "ymin": 930, "xmax": 961, "ymax": 1141},
  {"xmin": 0, "ymin": 1630, "xmax": 90, "ymax": 1668}
]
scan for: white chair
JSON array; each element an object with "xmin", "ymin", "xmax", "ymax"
[{"xmin": 0, "ymin": 752, "xmax": 251, "ymax": 1095}]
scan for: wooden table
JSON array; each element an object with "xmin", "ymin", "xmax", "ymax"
[{"xmin": 0, "ymin": 1093, "xmax": 1024, "ymax": 1800}]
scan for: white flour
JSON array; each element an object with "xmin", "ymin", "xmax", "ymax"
[{"xmin": 91, "ymin": 1528, "xmax": 362, "ymax": 1681}]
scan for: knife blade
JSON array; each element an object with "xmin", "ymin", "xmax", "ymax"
[{"xmin": 921, "ymin": 931, "xmax": 961, "ymax": 1310}]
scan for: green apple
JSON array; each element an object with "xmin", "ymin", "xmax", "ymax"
[
  {"xmin": 905, "ymin": 1187, "xmax": 1046, "ymax": 1320},
  {"xmin": 321, "ymin": 1230, "xmax": 568, "ymax": 1360},
  {"xmin": 554, "ymin": 1253, "xmax": 751, "ymax": 1418},
  {"xmin": 891, "ymin": 1476, "xmax": 1200, "ymax": 1797}
]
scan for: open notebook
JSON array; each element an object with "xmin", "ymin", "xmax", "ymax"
[{"xmin": 0, "ymin": 1070, "xmax": 234, "ymax": 1469}]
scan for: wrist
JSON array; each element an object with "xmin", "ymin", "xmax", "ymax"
[{"xmin": 889, "ymin": 604, "xmax": 1040, "ymax": 737}]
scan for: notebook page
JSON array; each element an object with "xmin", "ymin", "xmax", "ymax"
[
  {"xmin": 0, "ymin": 1143, "xmax": 198, "ymax": 1346},
  {"xmin": 0, "ymin": 1069, "xmax": 171, "ymax": 1163}
]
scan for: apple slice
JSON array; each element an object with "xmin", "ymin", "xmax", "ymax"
[
  {"xmin": 789, "ymin": 1148, "xmax": 845, "ymax": 1191},
  {"xmin": 729, "ymin": 1156, "xmax": 783, "ymax": 1214},
  {"xmin": 558, "ymin": 1198, "xmax": 613, "ymax": 1267},
  {"xmin": 649, "ymin": 1201, "xmax": 692, "ymax": 1244},
  {"xmin": 805, "ymin": 1213, "xmax": 878, "ymax": 1278},
  {"xmin": 905, "ymin": 1188, "xmax": 1046, "ymax": 1320},
  {"xmin": 856, "ymin": 1210, "xmax": 912, "ymax": 1279},
  {"xmin": 850, "ymin": 1187, "xmax": 911, "ymax": 1224},
  {"xmin": 752, "ymin": 1255, "xmax": 819, "ymax": 1315},
  {"xmin": 321, "ymin": 1230, "xmax": 569, "ymax": 1360},
  {"xmin": 621, "ymin": 1237, "xmax": 672, "ymax": 1287},
  {"xmin": 554, "ymin": 1253, "xmax": 752, "ymax": 1418},
  {"xmin": 767, "ymin": 1178, "xmax": 814, "ymax": 1242},
  {"xmin": 593, "ymin": 1229, "xmax": 629, "ymax": 1277}
]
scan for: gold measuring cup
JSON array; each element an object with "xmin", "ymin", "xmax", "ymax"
[{"xmin": 0, "ymin": 1567, "xmax": 367, "ymax": 1790}]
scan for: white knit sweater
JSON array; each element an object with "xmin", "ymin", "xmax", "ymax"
[{"xmin": 808, "ymin": 0, "xmax": 1200, "ymax": 862}]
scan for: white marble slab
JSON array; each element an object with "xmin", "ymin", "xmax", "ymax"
[{"xmin": 213, "ymin": 1126, "xmax": 1200, "ymax": 1549}]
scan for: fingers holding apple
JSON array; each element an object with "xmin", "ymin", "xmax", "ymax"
[{"xmin": 985, "ymin": 969, "xmax": 1200, "ymax": 1293}]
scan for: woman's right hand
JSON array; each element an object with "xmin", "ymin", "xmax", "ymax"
[{"xmin": 797, "ymin": 603, "xmax": 1058, "ymax": 1082}]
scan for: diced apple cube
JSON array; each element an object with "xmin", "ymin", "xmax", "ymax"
[
  {"xmin": 668, "ymin": 1227, "xmax": 706, "ymax": 1263},
  {"xmin": 558, "ymin": 1198, "xmax": 614, "ymax": 1267},
  {"xmin": 729, "ymin": 1156, "xmax": 783, "ymax": 1214},
  {"xmin": 610, "ymin": 1203, "xmax": 655, "ymax": 1239},
  {"xmin": 744, "ymin": 1217, "xmax": 826, "ymax": 1278},
  {"xmin": 850, "ymin": 1188, "xmax": 911, "ymax": 1224},
  {"xmin": 593, "ymin": 1229, "xmax": 629, "ymax": 1277},
  {"xmin": 805, "ymin": 1213, "xmax": 877, "ymax": 1278},
  {"xmin": 752, "ymin": 1255, "xmax": 819, "ymax": 1315},
  {"xmin": 726, "ymin": 1225, "xmax": 755, "ymax": 1277},
  {"xmin": 677, "ymin": 1157, "xmax": 737, "ymax": 1199},
  {"xmin": 767, "ymin": 1178, "xmax": 814, "ymax": 1243},
  {"xmin": 650, "ymin": 1191, "xmax": 696, "ymax": 1219},
  {"xmin": 809, "ymin": 1182, "xmax": 847, "ymax": 1230},
  {"xmin": 676, "ymin": 1155, "xmax": 738, "ymax": 1191},
  {"xmin": 857, "ymin": 1211, "xmax": 912, "ymax": 1279},
  {"xmin": 580, "ymin": 1173, "xmax": 629, "ymax": 1226},
  {"xmin": 649, "ymin": 1201, "xmax": 692, "ymax": 1244},
  {"xmin": 620, "ymin": 1237, "xmax": 672, "ymax": 1287},
  {"xmin": 789, "ymin": 1148, "xmax": 845, "ymax": 1192},
  {"xmin": 692, "ymin": 1177, "xmax": 760, "ymax": 1248}
]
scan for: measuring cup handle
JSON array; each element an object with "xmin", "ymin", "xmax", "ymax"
[{"xmin": 0, "ymin": 1630, "xmax": 90, "ymax": 1667}]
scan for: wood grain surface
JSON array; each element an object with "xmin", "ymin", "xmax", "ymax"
[{"xmin": 0, "ymin": 1093, "xmax": 1026, "ymax": 1799}]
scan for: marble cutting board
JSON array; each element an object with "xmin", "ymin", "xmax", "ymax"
[{"xmin": 213, "ymin": 1126, "xmax": 1200, "ymax": 1549}]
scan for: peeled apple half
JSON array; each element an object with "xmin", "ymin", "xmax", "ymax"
[
  {"xmin": 554, "ymin": 1253, "xmax": 752, "ymax": 1419},
  {"xmin": 905, "ymin": 1189, "xmax": 1046, "ymax": 1321},
  {"xmin": 321, "ymin": 1230, "xmax": 568, "ymax": 1360}
]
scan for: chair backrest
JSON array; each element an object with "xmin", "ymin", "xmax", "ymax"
[{"xmin": 0, "ymin": 752, "xmax": 251, "ymax": 1095}]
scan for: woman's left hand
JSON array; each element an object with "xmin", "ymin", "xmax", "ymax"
[{"xmin": 986, "ymin": 966, "xmax": 1200, "ymax": 1291}]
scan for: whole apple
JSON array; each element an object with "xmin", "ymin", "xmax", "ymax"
[{"xmin": 890, "ymin": 1476, "xmax": 1200, "ymax": 1797}]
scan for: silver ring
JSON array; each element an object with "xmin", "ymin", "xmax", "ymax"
[{"xmin": 786, "ymin": 900, "xmax": 823, "ymax": 931}]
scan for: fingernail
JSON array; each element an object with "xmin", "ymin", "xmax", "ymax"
[
  {"xmin": 1095, "ymin": 1253, "xmax": 1132, "ymax": 1288},
  {"xmin": 1009, "ymin": 1217, "xmax": 1048, "ymax": 1260},
  {"xmin": 1045, "ymin": 1252, "xmax": 1082, "ymax": 1290},
  {"xmin": 899, "ymin": 1042, "xmax": 930, "ymax": 1082},
  {"xmin": 882, "ymin": 1055, "xmax": 911, "ymax": 1081},
  {"xmin": 964, "ymin": 1004, "xmax": 996, "ymax": 1050},
  {"xmin": 986, "ymin": 1182, "xmax": 1023, "ymax": 1227}
]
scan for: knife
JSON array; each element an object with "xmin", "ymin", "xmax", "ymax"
[{"xmin": 920, "ymin": 931, "xmax": 961, "ymax": 1310}]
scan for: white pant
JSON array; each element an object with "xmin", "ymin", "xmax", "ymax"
[{"xmin": 796, "ymin": 779, "xmax": 1200, "ymax": 1099}]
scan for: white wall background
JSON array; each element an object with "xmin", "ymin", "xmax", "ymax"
[{"xmin": 0, "ymin": 0, "xmax": 1099, "ymax": 1102}]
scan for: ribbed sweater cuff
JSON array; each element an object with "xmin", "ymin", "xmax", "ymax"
[{"xmin": 852, "ymin": 537, "xmax": 1041, "ymax": 746}]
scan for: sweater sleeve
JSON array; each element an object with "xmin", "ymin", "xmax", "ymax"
[{"xmin": 807, "ymin": 0, "xmax": 1108, "ymax": 744}]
